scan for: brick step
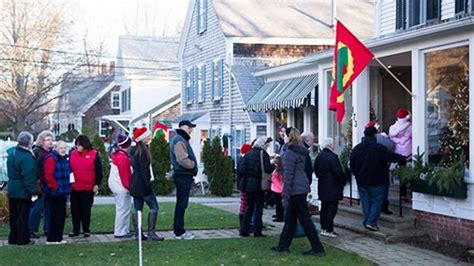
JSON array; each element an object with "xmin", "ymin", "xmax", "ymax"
[
  {"xmin": 313, "ymin": 214, "xmax": 426, "ymax": 243},
  {"xmin": 337, "ymin": 204, "xmax": 415, "ymax": 230}
]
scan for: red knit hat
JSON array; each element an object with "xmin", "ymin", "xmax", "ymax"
[
  {"xmin": 240, "ymin": 144, "xmax": 252, "ymax": 155},
  {"xmin": 133, "ymin": 127, "xmax": 151, "ymax": 142},
  {"xmin": 397, "ymin": 108, "xmax": 409, "ymax": 119},
  {"xmin": 365, "ymin": 121, "xmax": 380, "ymax": 130}
]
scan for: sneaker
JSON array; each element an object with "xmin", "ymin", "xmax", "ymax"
[
  {"xmin": 365, "ymin": 224, "xmax": 379, "ymax": 231},
  {"xmin": 30, "ymin": 233, "xmax": 40, "ymax": 239},
  {"xmin": 68, "ymin": 232, "xmax": 80, "ymax": 238},
  {"xmin": 254, "ymin": 233, "xmax": 266, "ymax": 237},
  {"xmin": 83, "ymin": 232, "xmax": 91, "ymax": 238},
  {"xmin": 271, "ymin": 246, "xmax": 289, "ymax": 253},
  {"xmin": 303, "ymin": 249, "xmax": 326, "ymax": 257},
  {"xmin": 46, "ymin": 241, "xmax": 60, "ymax": 245},
  {"xmin": 320, "ymin": 230, "xmax": 338, "ymax": 238},
  {"xmin": 114, "ymin": 233, "xmax": 134, "ymax": 239},
  {"xmin": 59, "ymin": 240, "xmax": 67, "ymax": 244},
  {"xmin": 239, "ymin": 233, "xmax": 250, "ymax": 237},
  {"xmin": 174, "ymin": 232, "xmax": 194, "ymax": 240}
]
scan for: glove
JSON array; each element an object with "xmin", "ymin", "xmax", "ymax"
[
  {"xmin": 31, "ymin": 195, "xmax": 38, "ymax": 202},
  {"xmin": 93, "ymin": 185, "xmax": 99, "ymax": 194}
]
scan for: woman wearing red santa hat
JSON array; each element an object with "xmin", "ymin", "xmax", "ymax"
[
  {"xmin": 130, "ymin": 127, "xmax": 164, "ymax": 241},
  {"xmin": 389, "ymin": 108, "xmax": 412, "ymax": 158}
]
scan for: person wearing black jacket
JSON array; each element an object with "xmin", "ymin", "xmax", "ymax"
[
  {"xmin": 314, "ymin": 138, "xmax": 346, "ymax": 238},
  {"xmin": 349, "ymin": 126, "xmax": 406, "ymax": 231},
  {"xmin": 238, "ymin": 137, "xmax": 274, "ymax": 237}
]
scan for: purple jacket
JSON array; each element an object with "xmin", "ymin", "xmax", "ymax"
[{"xmin": 389, "ymin": 117, "xmax": 412, "ymax": 157}]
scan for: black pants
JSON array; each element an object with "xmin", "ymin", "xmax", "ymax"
[
  {"xmin": 320, "ymin": 201, "xmax": 338, "ymax": 232},
  {"xmin": 273, "ymin": 192, "xmax": 283, "ymax": 220},
  {"xmin": 9, "ymin": 198, "xmax": 31, "ymax": 245},
  {"xmin": 46, "ymin": 195, "xmax": 67, "ymax": 242},
  {"xmin": 241, "ymin": 191, "xmax": 264, "ymax": 235},
  {"xmin": 278, "ymin": 194, "xmax": 324, "ymax": 252},
  {"xmin": 70, "ymin": 191, "xmax": 94, "ymax": 234}
]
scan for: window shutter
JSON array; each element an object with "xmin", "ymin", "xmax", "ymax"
[
  {"xmin": 184, "ymin": 70, "xmax": 188, "ymax": 103},
  {"xmin": 196, "ymin": 0, "xmax": 201, "ymax": 34},
  {"xmin": 217, "ymin": 128, "xmax": 222, "ymax": 138},
  {"xmin": 409, "ymin": 0, "xmax": 420, "ymax": 26},
  {"xmin": 218, "ymin": 59, "xmax": 224, "ymax": 99},
  {"xmin": 194, "ymin": 66, "xmax": 199, "ymax": 103},
  {"xmin": 201, "ymin": 65, "xmax": 206, "ymax": 102},
  {"xmin": 203, "ymin": 0, "xmax": 208, "ymax": 31},
  {"xmin": 210, "ymin": 62, "xmax": 215, "ymax": 100},
  {"xmin": 241, "ymin": 128, "xmax": 246, "ymax": 145},
  {"xmin": 396, "ymin": 0, "xmax": 406, "ymax": 30}
]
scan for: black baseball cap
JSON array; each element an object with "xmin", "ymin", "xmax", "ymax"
[{"xmin": 179, "ymin": 120, "xmax": 196, "ymax": 128}]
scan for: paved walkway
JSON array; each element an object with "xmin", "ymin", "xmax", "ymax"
[{"xmin": 0, "ymin": 199, "xmax": 469, "ymax": 265}]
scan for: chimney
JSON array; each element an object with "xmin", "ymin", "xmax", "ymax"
[
  {"xmin": 109, "ymin": 61, "xmax": 115, "ymax": 76},
  {"xmin": 331, "ymin": 0, "xmax": 337, "ymax": 28}
]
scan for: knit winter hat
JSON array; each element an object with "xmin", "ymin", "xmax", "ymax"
[
  {"xmin": 240, "ymin": 143, "xmax": 252, "ymax": 155},
  {"xmin": 365, "ymin": 121, "xmax": 380, "ymax": 130},
  {"xmin": 397, "ymin": 108, "xmax": 409, "ymax": 119},
  {"xmin": 116, "ymin": 133, "xmax": 131, "ymax": 148},
  {"xmin": 133, "ymin": 127, "xmax": 151, "ymax": 143}
]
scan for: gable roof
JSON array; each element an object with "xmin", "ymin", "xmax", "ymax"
[
  {"xmin": 231, "ymin": 65, "xmax": 266, "ymax": 123},
  {"xmin": 117, "ymin": 36, "xmax": 180, "ymax": 79},
  {"xmin": 56, "ymin": 74, "xmax": 117, "ymax": 115},
  {"xmin": 130, "ymin": 94, "xmax": 181, "ymax": 125},
  {"xmin": 213, "ymin": 0, "xmax": 374, "ymax": 39}
]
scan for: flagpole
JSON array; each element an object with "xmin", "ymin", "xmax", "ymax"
[{"xmin": 374, "ymin": 57, "xmax": 414, "ymax": 98}]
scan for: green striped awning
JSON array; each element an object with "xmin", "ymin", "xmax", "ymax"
[{"xmin": 245, "ymin": 74, "xmax": 318, "ymax": 112}]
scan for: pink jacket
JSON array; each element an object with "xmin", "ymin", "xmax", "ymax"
[
  {"xmin": 271, "ymin": 170, "xmax": 284, "ymax": 193},
  {"xmin": 389, "ymin": 117, "xmax": 412, "ymax": 157}
]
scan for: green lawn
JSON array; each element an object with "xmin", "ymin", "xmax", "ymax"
[
  {"xmin": 0, "ymin": 237, "xmax": 374, "ymax": 266},
  {"xmin": 0, "ymin": 202, "xmax": 239, "ymax": 237}
]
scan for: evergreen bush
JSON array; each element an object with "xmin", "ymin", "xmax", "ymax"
[
  {"xmin": 202, "ymin": 136, "xmax": 233, "ymax": 197},
  {"xmin": 150, "ymin": 134, "xmax": 174, "ymax": 195},
  {"xmin": 91, "ymin": 135, "xmax": 111, "ymax": 195}
]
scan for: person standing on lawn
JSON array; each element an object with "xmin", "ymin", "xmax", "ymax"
[
  {"xmin": 69, "ymin": 135, "xmax": 103, "ymax": 238},
  {"xmin": 238, "ymin": 136, "xmax": 274, "ymax": 237},
  {"xmin": 43, "ymin": 141, "xmax": 71, "ymax": 244},
  {"xmin": 270, "ymin": 155, "xmax": 284, "ymax": 222},
  {"xmin": 237, "ymin": 143, "xmax": 253, "ymax": 228},
  {"xmin": 29, "ymin": 130, "xmax": 54, "ymax": 239},
  {"xmin": 170, "ymin": 120, "xmax": 198, "ymax": 240},
  {"xmin": 314, "ymin": 138, "xmax": 346, "ymax": 238},
  {"xmin": 7, "ymin": 132, "xmax": 39, "ymax": 245},
  {"xmin": 350, "ymin": 126, "xmax": 406, "ymax": 231},
  {"xmin": 130, "ymin": 127, "xmax": 164, "ymax": 241},
  {"xmin": 109, "ymin": 133, "xmax": 134, "ymax": 239},
  {"xmin": 272, "ymin": 127, "xmax": 325, "ymax": 257}
]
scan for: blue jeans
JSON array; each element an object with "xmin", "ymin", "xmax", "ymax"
[
  {"xmin": 133, "ymin": 193, "xmax": 159, "ymax": 215},
  {"xmin": 358, "ymin": 185, "xmax": 385, "ymax": 227},
  {"xmin": 173, "ymin": 176, "xmax": 193, "ymax": 236},
  {"xmin": 29, "ymin": 195, "xmax": 50, "ymax": 235}
]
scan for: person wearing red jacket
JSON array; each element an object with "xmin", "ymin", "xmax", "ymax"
[
  {"xmin": 108, "ymin": 134, "xmax": 133, "ymax": 239},
  {"xmin": 43, "ymin": 141, "xmax": 71, "ymax": 244},
  {"xmin": 69, "ymin": 135, "xmax": 103, "ymax": 238}
]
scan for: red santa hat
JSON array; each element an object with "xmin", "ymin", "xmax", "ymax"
[
  {"xmin": 365, "ymin": 121, "xmax": 380, "ymax": 130},
  {"xmin": 397, "ymin": 108, "xmax": 410, "ymax": 119},
  {"xmin": 133, "ymin": 127, "xmax": 151, "ymax": 143},
  {"xmin": 240, "ymin": 143, "xmax": 252, "ymax": 155}
]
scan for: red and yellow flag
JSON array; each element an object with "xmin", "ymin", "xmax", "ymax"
[{"xmin": 329, "ymin": 20, "xmax": 374, "ymax": 123}]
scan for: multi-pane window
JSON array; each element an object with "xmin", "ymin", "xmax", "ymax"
[
  {"xmin": 111, "ymin": 92, "xmax": 120, "ymax": 109},
  {"xmin": 197, "ymin": 0, "xmax": 207, "ymax": 34},
  {"xmin": 426, "ymin": 0, "xmax": 440, "ymax": 21}
]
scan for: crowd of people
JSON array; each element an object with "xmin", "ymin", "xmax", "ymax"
[{"xmin": 6, "ymin": 108, "xmax": 412, "ymax": 257}]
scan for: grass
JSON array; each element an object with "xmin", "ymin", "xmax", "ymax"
[
  {"xmin": 0, "ymin": 202, "xmax": 239, "ymax": 237},
  {"xmin": 0, "ymin": 237, "xmax": 375, "ymax": 266}
]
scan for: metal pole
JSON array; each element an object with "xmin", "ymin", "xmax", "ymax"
[
  {"xmin": 138, "ymin": 211, "xmax": 143, "ymax": 266},
  {"xmin": 374, "ymin": 57, "xmax": 414, "ymax": 97}
]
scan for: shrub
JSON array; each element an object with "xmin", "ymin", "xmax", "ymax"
[
  {"xmin": 202, "ymin": 137, "xmax": 233, "ymax": 197},
  {"xmin": 91, "ymin": 135, "xmax": 111, "ymax": 195},
  {"xmin": 0, "ymin": 191, "xmax": 9, "ymax": 223},
  {"xmin": 57, "ymin": 129, "xmax": 79, "ymax": 142},
  {"xmin": 150, "ymin": 134, "xmax": 174, "ymax": 195}
]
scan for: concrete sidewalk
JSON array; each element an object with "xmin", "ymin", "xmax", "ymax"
[{"xmin": 94, "ymin": 196, "xmax": 240, "ymax": 205}]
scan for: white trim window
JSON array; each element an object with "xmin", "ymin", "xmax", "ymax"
[
  {"xmin": 185, "ymin": 68, "xmax": 193, "ymax": 105},
  {"xmin": 198, "ymin": 64, "xmax": 205, "ymax": 103},
  {"xmin": 121, "ymin": 87, "xmax": 131, "ymax": 112},
  {"xmin": 212, "ymin": 59, "xmax": 224, "ymax": 102},
  {"xmin": 99, "ymin": 120, "xmax": 108, "ymax": 137},
  {"xmin": 111, "ymin": 91, "xmax": 121, "ymax": 110},
  {"xmin": 197, "ymin": 0, "xmax": 207, "ymax": 34}
]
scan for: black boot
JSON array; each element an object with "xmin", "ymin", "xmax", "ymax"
[
  {"xmin": 147, "ymin": 213, "xmax": 164, "ymax": 241},
  {"xmin": 133, "ymin": 213, "xmax": 148, "ymax": 241},
  {"xmin": 382, "ymin": 200, "xmax": 393, "ymax": 215}
]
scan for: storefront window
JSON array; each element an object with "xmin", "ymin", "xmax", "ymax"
[
  {"xmin": 326, "ymin": 71, "xmax": 352, "ymax": 153},
  {"xmin": 425, "ymin": 45, "xmax": 469, "ymax": 166},
  {"xmin": 294, "ymin": 108, "xmax": 304, "ymax": 132}
]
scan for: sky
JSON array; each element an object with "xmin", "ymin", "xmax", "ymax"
[{"xmin": 66, "ymin": 0, "xmax": 189, "ymax": 56}]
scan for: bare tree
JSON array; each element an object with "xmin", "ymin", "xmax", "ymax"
[{"xmin": 0, "ymin": 0, "xmax": 90, "ymax": 135}]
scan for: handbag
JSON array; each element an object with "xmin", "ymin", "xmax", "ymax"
[{"xmin": 260, "ymin": 151, "xmax": 271, "ymax": 191}]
